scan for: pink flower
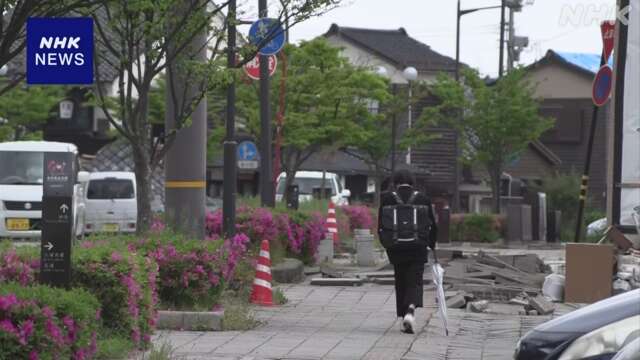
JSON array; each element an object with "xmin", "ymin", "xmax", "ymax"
[
  {"xmin": 0, "ymin": 294, "xmax": 17, "ymax": 311},
  {"xmin": 45, "ymin": 319, "xmax": 64, "ymax": 345},
  {"xmin": 29, "ymin": 351, "xmax": 38, "ymax": 360},
  {"xmin": 42, "ymin": 306, "xmax": 54, "ymax": 318},
  {"xmin": 110, "ymin": 251, "xmax": 123, "ymax": 262},
  {"xmin": 18, "ymin": 319, "xmax": 34, "ymax": 345},
  {"xmin": 0, "ymin": 319, "xmax": 18, "ymax": 336}
]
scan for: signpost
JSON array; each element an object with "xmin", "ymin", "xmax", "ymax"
[
  {"xmin": 248, "ymin": 18, "xmax": 285, "ymax": 56},
  {"xmin": 237, "ymin": 140, "xmax": 259, "ymax": 170},
  {"xmin": 41, "ymin": 152, "xmax": 75, "ymax": 287},
  {"xmin": 574, "ymin": 20, "xmax": 616, "ymax": 242},
  {"xmin": 592, "ymin": 65, "xmax": 613, "ymax": 107},
  {"xmin": 243, "ymin": 55, "xmax": 277, "ymax": 80}
]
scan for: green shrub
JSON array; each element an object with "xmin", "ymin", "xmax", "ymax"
[
  {"xmin": 0, "ymin": 242, "xmax": 158, "ymax": 350},
  {"xmin": 0, "ymin": 282, "xmax": 101, "ymax": 359},
  {"xmin": 451, "ymin": 214, "xmax": 501, "ymax": 243}
]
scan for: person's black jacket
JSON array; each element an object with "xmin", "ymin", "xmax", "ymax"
[{"xmin": 377, "ymin": 185, "xmax": 438, "ymax": 264}]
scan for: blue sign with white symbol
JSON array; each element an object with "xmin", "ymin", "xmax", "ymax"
[
  {"xmin": 27, "ymin": 18, "xmax": 94, "ymax": 85},
  {"xmin": 248, "ymin": 18, "xmax": 285, "ymax": 56},
  {"xmin": 592, "ymin": 65, "xmax": 613, "ymax": 107},
  {"xmin": 237, "ymin": 141, "xmax": 259, "ymax": 169}
]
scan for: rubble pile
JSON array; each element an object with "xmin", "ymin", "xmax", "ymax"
[{"xmin": 614, "ymin": 249, "xmax": 640, "ymax": 294}]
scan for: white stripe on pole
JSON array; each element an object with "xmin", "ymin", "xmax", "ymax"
[
  {"xmin": 256, "ymin": 264, "xmax": 271, "ymax": 274},
  {"xmin": 327, "ymin": 218, "xmax": 336, "ymax": 223},
  {"xmin": 328, "ymin": 209, "xmax": 336, "ymax": 214},
  {"xmin": 327, "ymin": 228, "xmax": 337, "ymax": 233},
  {"xmin": 259, "ymin": 250, "xmax": 270, "ymax": 259},
  {"xmin": 253, "ymin": 278, "xmax": 272, "ymax": 289}
]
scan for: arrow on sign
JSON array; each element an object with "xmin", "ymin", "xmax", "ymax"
[
  {"xmin": 60, "ymin": 204, "xmax": 69, "ymax": 214},
  {"xmin": 44, "ymin": 242, "xmax": 53, "ymax": 251}
]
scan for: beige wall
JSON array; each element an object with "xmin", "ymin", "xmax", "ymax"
[
  {"xmin": 527, "ymin": 63, "xmax": 593, "ymax": 99},
  {"xmin": 325, "ymin": 35, "xmax": 437, "ymax": 84}
]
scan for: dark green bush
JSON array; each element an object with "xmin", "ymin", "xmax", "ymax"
[
  {"xmin": 0, "ymin": 282, "xmax": 101, "ymax": 359},
  {"xmin": 451, "ymin": 213, "xmax": 501, "ymax": 243}
]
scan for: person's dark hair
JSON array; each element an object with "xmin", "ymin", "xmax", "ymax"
[
  {"xmin": 393, "ymin": 169, "xmax": 414, "ymax": 187},
  {"xmin": 381, "ymin": 176, "xmax": 391, "ymax": 192}
]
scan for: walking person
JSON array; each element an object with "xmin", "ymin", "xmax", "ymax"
[{"xmin": 378, "ymin": 170, "xmax": 437, "ymax": 334}]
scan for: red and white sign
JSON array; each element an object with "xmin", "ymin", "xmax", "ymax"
[
  {"xmin": 243, "ymin": 55, "xmax": 277, "ymax": 80},
  {"xmin": 601, "ymin": 21, "xmax": 616, "ymax": 62},
  {"xmin": 592, "ymin": 65, "xmax": 613, "ymax": 107}
]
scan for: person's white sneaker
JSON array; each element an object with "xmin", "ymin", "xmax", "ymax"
[{"xmin": 402, "ymin": 304, "xmax": 416, "ymax": 334}]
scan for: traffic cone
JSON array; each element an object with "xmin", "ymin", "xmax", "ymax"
[
  {"xmin": 325, "ymin": 201, "xmax": 338, "ymax": 243},
  {"xmin": 250, "ymin": 240, "xmax": 273, "ymax": 306}
]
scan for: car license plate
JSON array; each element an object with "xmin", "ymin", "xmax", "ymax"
[
  {"xmin": 102, "ymin": 224, "xmax": 119, "ymax": 232},
  {"xmin": 6, "ymin": 218, "xmax": 30, "ymax": 231}
]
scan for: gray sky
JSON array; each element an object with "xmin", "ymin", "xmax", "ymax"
[{"xmin": 284, "ymin": 0, "xmax": 616, "ymax": 77}]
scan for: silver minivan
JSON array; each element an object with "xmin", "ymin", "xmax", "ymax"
[{"xmin": 84, "ymin": 172, "xmax": 137, "ymax": 234}]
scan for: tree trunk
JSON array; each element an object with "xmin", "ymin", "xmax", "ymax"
[
  {"xmin": 321, "ymin": 168, "xmax": 326, "ymax": 200},
  {"xmin": 374, "ymin": 164, "xmax": 382, "ymax": 208},
  {"xmin": 132, "ymin": 144, "xmax": 153, "ymax": 234},
  {"xmin": 488, "ymin": 165, "xmax": 502, "ymax": 214}
]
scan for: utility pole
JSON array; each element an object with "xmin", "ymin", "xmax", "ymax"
[
  {"xmin": 223, "ymin": 0, "xmax": 238, "ymax": 236},
  {"xmin": 165, "ymin": 0, "xmax": 207, "ymax": 238},
  {"xmin": 499, "ymin": 0, "xmax": 506, "ymax": 77},
  {"xmin": 507, "ymin": 6, "xmax": 515, "ymax": 71},
  {"xmin": 259, "ymin": 0, "xmax": 275, "ymax": 207},
  {"xmin": 455, "ymin": 0, "xmax": 461, "ymax": 82}
]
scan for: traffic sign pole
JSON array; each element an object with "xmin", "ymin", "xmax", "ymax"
[
  {"xmin": 223, "ymin": 0, "xmax": 238, "ymax": 237},
  {"xmin": 259, "ymin": 0, "xmax": 275, "ymax": 208},
  {"xmin": 575, "ymin": 44, "xmax": 609, "ymax": 242}
]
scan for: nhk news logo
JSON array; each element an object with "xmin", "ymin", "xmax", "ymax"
[{"xmin": 26, "ymin": 18, "xmax": 94, "ymax": 85}]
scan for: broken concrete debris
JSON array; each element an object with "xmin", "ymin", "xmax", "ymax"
[
  {"xmin": 446, "ymin": 293, "xmax": 467, "ymax": 309},
  {"xmin": 615, "ymin": 253, "xmax": 640, "ymax": 293},
  {"xmin": 529, "ymin": 295, "xmax": 555, "ymax": 315},
  {"xmin": 467, "ymin": 300, "xmax": 489, "ymax": 313}
]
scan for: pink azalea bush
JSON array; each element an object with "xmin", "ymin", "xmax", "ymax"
[
  {"xmin": 205, "ymin": 207, "xmax": 327, "ymax": 264},
  {"xmin": 340, "ymin": 205, "xmax": 374, "ymax": 231},
  {"xmin": 0, "ymin": 243, "xmax": 157, "ymax": 351},
  {"xmin": 129, "ymin": 232, "xmax": 251, "ymax": 310},
  {"xmin": 0, "ymin": 283, "xmax": 100, "ymax": 360}
]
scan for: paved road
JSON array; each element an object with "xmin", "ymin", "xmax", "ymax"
[{"xmin": 149, "ymin": 283, "xmax": 556, "ymax": 360}]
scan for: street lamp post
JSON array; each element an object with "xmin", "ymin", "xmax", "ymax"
[
  {"xmin": 402, "ymin": 66, "xmax": 417, "ymax": 165},
  {"xmin": 455, "ymin": 1, "xmax": 502, "ymax": 81}
]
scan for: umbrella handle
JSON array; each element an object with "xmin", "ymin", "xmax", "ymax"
[{"xmin": 431, "ymin": 247, "xmax": 439, "ymax": 264}]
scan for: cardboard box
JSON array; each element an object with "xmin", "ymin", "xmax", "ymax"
[{"xmin": 565, "ymin": 243, "xmax": 614, "ymax": 303}]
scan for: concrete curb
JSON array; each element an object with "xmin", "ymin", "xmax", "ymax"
[{"xmin": 156, "ymin": 310, "xmax": 224, "ymax": 331}]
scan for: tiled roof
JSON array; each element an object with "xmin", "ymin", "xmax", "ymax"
[
  {"xmin": 324, "ymin": 24, "xmax": 457, "ymax": 73},
  {"xmin": 83, "ymin": 140, "xmax": 165, "ymax": 202}
]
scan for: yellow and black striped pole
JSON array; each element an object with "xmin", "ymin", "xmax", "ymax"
[{"xmin": 574, "ymin": 52, "xmax": 606, "ymax": 242}]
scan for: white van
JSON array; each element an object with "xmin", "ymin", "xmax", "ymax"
[
  {"xmin": 0, "ymin": 141, "xmax": 88, "ymax": 239},
  {"xmin": 84, "ymin": 172, "xmax": 137, "ymax": 234},
  {"xmin": 275, "ymin": 171, "xmax": 351, "ymax": 206}
]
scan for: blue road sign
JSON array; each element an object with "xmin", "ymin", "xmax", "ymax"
[
  {"xmin": 592, "ymin": 65, "xmax": 613, "ymax": 107},
  {"xmin": 238, "ymin": 141, "xmax": 258, "ymax": 161},
  {"xmin": 248, "ymin": 18, "xmax": 285, "ymax": 56}
]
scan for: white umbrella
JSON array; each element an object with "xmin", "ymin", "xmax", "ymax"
[{"xmin": 431, "ymin": 249, "xmax": 449, "ymax": 336}]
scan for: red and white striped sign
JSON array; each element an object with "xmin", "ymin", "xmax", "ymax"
[{"xmin": 325, "ymin": 201, "xmax": 338, "ymax": 243}]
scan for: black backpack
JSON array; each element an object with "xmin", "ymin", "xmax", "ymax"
[{"xmin": 379, "ymin": 191, "xmax": 431, "ymax": 249}]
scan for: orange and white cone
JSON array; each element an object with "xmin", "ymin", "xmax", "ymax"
[
  {"xmin": 325, "ymin": 201, "xmax": 338, "ymax": 243},
  {"xmin": 250, "ymin": 240, "xmax": 273, "ymax": 306}
]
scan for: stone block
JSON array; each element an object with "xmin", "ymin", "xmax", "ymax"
[
  {"xmin": 446, "ymin": 294, "xmax": 466, "ymax": 309},
  {"xmin": 318, "ymin": 238, "xmax": 334, "ymax": 263},
  {"xmin": 528, "ymin": 295, "xmax": 554, "ymax": 315},
  {"xmin": 272, "ymin": 258, "xmax": 304, "ymax": 284},
  {"xmin": 467, "ymin": 300, "xmax": 489, "ymax": 313},
  {"xmin": 356, "ymin": 234, "xmax": 376, "ymax": 267},
  {"xmin": 310, "ymin": 277, "xmax": 363, "ymax": 286},
  {"xmin": 157, "ymin": 311, "xmax": 183, "ymax": 330}
]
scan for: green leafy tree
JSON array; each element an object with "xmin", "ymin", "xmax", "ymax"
[
  {"xmin": 0, "ymin": 82, "xmax": 66, "ymax": 141},
  {"xmin": 419, "ymin": 68, "xmax": 554, "ymax": 213},
  {"xmin": 222, "ymin": 38, "xmax": 391, "ymax": 202},
  {"xmin": 88, "ymin": 0, "xmax": 340, "ymax": 232}
]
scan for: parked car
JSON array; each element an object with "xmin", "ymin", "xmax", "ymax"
[
  {"xmin": 514, "ymin": 289, "xmax": 640, "ymax": 360},
  {"xmin": 275, "ymin": 171, "xmax": 351, "ymax": 206},
  {"xmin": 84, "ymin": 172, "xmax": 137, "ymax": 234},
  {"xmin": 0, "ymin": 141, "xmax": 89, "ymax": 239}
]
